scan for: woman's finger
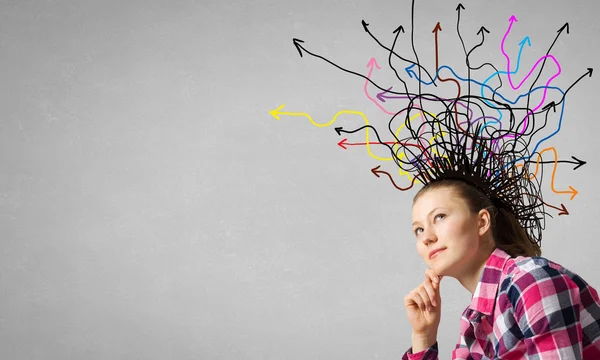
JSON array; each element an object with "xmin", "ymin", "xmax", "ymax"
[
  {"xmin": 417, "ymin": 285, "xmax": 434, "ymax": 311},
  {"xmin": 426, "ymin": 269, "xmax": 443, "ymax": 293},
  {"xmin": 422, "ymin": 279, "xmax": 437, "ymax": 307},
  {"xmin": 410, "ymin": 291, "xmax": 425, "ymax": 312},
  {"xmin": 426, "ymin": 269, "xmax": 440, "ymax": 285}
]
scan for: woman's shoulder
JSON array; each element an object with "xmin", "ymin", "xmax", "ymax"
[{"xmin": 500, "ymin": 254, "xmax": 596, "ymax": 297}]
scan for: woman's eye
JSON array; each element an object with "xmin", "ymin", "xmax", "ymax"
[
  {"xmin": 435, "ymin": 214, "xmax": 445, "ymax": 221},
  {"xmin": 414, "ymin": 228, "xmax": 423, "ymax": 236}
]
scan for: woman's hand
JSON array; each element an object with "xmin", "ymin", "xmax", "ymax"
[{"xmin": 404, "ymin": 269, "xmax": 443, "ymax": 336}]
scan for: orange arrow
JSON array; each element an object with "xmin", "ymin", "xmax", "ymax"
[{"xmin": 516, "ymin": 147, "xmax": 578, "ymax": 200}]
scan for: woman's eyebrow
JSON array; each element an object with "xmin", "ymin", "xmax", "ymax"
[{"xmin": 412, "ymin": 207, "xmax": 445, "ymax": 226}]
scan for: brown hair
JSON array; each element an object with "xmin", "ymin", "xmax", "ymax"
[{"xmin": 412, "ymin": 179, "xmax": 542, "ymax": 257}]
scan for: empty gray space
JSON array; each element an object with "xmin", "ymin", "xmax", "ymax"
[{"xmin": 1, "ymin": 0, "xmax": 598, "ymax": 358}]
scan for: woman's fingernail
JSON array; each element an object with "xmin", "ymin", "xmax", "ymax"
[{"xmin": 435, "ymin": 277, "xmax": 439, "ymax": 283}]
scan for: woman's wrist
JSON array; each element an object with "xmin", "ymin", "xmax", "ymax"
[{"xmin": 411, "ymin": 331, "xmax": 437, "ymax": 353}]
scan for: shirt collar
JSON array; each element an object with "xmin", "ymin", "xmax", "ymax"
[{"xmin": 467, "ymin": 247, "xmax": 513, "ymax": 316}]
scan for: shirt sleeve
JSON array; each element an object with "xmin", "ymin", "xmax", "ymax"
[
  {"xmin": 504, "ymin": 265, "xmax": 584, "ymax": 359},
  {"xmin": 451, "ymin": 311, "xmax": 489, "ymax": 359},
  {"xmin": 401, "ymin": 341, "xmax": 439, "ymax": 360}
]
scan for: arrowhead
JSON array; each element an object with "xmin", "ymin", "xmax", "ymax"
[
  {"xmin": 405, "ymin": 64, "xmax": 416, "ymax": 78},
  {"xmin": 569, "ymin": 186, "xmax": 578, "ymax": 200},
  {"xmin": 542, "ymin": 101, "xmax": 556, "ymax": 113},
  {"xmin": 509, "ymin": 15, "xmax": 517, "ymax": 23},
  {"xmin": 367, "ymin": 57, "xmax": 381, "ymax": 70},
  {"xmin": 456, "ymin": 3, "xmax": 465, "ymax": 11},
  {"xmin": 432, "ymin": 22, "xmax": 442, "ymax": 33},
  {"xmin": 588, "ymin": 68, "xmax": 593, "ymax": 77},
  {"xmin": 518, "ymin": 36, "xmax": 531, "ymax": 47},
  {"xmin": 269, "ymin": 104, "xmax": 285, "ymax": 120},
  {"xmin": 337, "ymin": 138, "xmax": 348, "ymax": 150},
  {"xmin": 292, "ymin": 38, "xmax": 304, "ymax": 57},
  {"xmin": 571, "ymin": 156, "xmax": 586, "ymax": 170},
  {"xmin": 557, "ymin": 22, "xmax": 569, "ymax": 34},
  {"xmin": 377, "ymin": 87, "xmax": 392, "ymax": 102},
  {"xmin": 393, "ymin": 25, "xmax": 405, "ymax": 34},
  {"xmin": 362, "ymin": 20, "xmax": 369, "ymax": 32},
  {"xmin": 558, "ymin": 204, "xmax": 569, "ymax": 216},
  {"xmin": 334, "ymin": 127, "xmax": 343, "ymax": 136},
  {"xmin": 477, "ymin": 26, "xmax": 490, "ymax": 36},
  {"xmin": 371, "ymin": 165, "xmax": 382, "ymax": 178}
]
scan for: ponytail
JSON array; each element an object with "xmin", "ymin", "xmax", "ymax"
[{"xmin": 489, "ymin": 206, "xmax": 541, "ymax": 257}]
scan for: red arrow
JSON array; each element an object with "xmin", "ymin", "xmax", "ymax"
[
  {"xmin": 338, "ymin": 138, "xmax": 434, "ymax": 167},
  {"xmin": 432, "ymin": 22, "xmax": 463, "ymax": 133},
  {"xmin": 337, "ymin": 138, "xmax": 399, "ymax": 149},
  {"xmin": 523, "ymin": 192, "xmax": 569, "ymax": 216},
  {"xmin": 338, "ymin": 138, "xmax": 426, "ymax": 152},
  {"xmin": 542, "ymin": 201, "xmax": 569, "ymax": 216}
]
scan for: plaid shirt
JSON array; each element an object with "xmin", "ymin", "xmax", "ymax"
[{"xmin": 402, "ymin": 247, "xmax": 600, "ymax": 359}]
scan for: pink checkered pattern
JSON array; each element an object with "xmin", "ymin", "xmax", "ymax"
[{"xmin": 402, "ymin": 247, "xmax": 600, "ymax": 359}]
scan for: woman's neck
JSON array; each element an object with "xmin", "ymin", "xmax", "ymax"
[{"xmin": 458, "ymin": 243, "xmax": 497, "ymax": 295}]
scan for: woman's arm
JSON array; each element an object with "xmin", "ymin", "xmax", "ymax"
[
  {"xmin": 402, "ymin": 270, "xmax": 443, "ymax": 359},
  {"xmin": 498, "ymin": 265, "xmax": 590, "ymax": 358},
  {"xmin": 402, "ymin": 334, "xmax": 439, "ymax": 360},
  {"xmin": 412, "ymin": 332, "xmax": 438, "ymax": 353}
]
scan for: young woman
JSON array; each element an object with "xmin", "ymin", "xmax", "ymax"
[{"xmin": 401, "ymin": 178, "xmax": 600, "ymax": 359}]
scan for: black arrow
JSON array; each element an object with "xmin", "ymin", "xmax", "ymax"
[
  {"xmin": 557, "ymin": 22, "xmax": 569, "ymax": 35},
  {"xmin": 291, "ymin": 37, "xmax": 422, "ymax": 97},
  {"xmin": 334, "ymin": 125, "xmax": 392, "ymax": 154},
  {"xmin": 456, "ymin": 3, "xmax": 467, "ymax": 60},
  {"xmin": 553, "ymin": 68, "xmax": 593, "ymax": 107},
  {"xmin": 526, "ymin": 156, "xmax": 586, "ymax": 170},
  {"xmin": 393, "ymin": 25, "xmax": 405, "ymax": 34},
  {"xmin": 541, "ymin": 101, "xmax": 556, "ymax": 113},
  {"xmin": 292, "ymin": 38, "xmax": 304, "ymax": 57},
  {"xmin": 388, "ymin": 24, "xmax": 411, "ymax": 96},
  {"xmin": 360, "ymin": 20, "xmax": 437, "ymax": 86},
  {"xmin": 466, "ymin": 26, "xmax": 498, "ymax": 86},
  {"xmin": 526, "ymin": 22, "xmax": 569, "ymax": 110}
]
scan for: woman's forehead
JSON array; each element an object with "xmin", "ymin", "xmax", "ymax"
[
  {"xmin": 416, "ymin": 186, "xmax": 456, "ymax": 203},
  {"xmin": 413, "ymin": 187, "xmax": 465, "ymax": 213}
]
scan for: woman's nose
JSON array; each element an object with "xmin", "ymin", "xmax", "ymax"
[{"xmin": 421, "ymin": 228, "xmax": 437, "ymax": 245}]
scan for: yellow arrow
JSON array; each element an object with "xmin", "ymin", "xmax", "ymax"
[
  {"xmin": 271, "ymin": 104, "xmax": 443, "ymax": 185},
  {"xmin": 271, "ymin": 104, "xmax": 398, "ymax": 161}
]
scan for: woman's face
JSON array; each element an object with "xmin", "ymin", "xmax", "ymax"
[{"xmin": 411, "ymin": 186, "xmax": 486, "ymax": 278}]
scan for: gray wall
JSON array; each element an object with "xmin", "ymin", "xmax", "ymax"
[{"xmin": 1, "ymin": 0, "xmax": 598, "ymax": 358}]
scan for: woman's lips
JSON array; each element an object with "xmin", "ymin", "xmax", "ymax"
[{"xmin": 429, "ymin": 248, "xmax": 445, "ymax": 259}]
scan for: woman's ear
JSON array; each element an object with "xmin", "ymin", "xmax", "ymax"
[{"xmin": 477, "ymin": 208, "xmax": 492, "ymax": 236}]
